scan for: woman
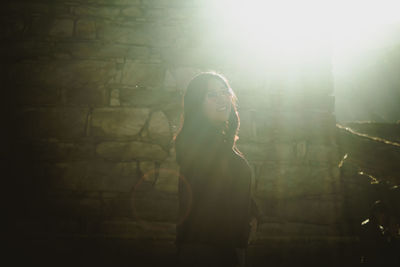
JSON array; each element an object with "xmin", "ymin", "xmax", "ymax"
[{"xmin": 174, "ymin": 72, "xmax": 259, "ymax": 267}]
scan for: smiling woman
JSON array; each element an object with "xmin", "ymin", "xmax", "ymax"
[
  {"xmin": 173, "ymin": 72, "xmax": 260, "ymax": 266},
  {"xmin": 203, "ymin": 78, "xmax": 233, "ymax": 127}
]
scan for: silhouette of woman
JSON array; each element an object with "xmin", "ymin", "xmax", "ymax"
[{"xmin": 174, "ymin": 72, "xmax": 259, "ymax": 267}]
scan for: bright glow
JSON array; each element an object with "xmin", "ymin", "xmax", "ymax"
[{"xmin": 207, "ymin": 0, "xmax": 400, "ymax": 61}]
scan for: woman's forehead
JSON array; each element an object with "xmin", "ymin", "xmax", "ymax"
[{"xmin": 207, "ymin": 78, "xmax": 227, "ymax": 91}]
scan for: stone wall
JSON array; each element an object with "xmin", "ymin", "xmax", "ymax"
[{"xmin": 5, "ymin": 0, "xmax": 341, "ymax": 242}]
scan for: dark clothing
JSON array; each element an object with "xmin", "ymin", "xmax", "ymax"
[
  {"xmin": 175, "ymin": 130, "xmax": 255, "ymax": 251},
  {"xmin": 176, "ymin": 244, "xmax": 241, "ymax": 267}
]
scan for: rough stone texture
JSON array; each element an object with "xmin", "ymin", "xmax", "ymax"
[
  {"xmin": 6, "ymin": 0, "xmax": 349, "ymax": 249},
  {"xmin": 121, "ymin": 6, "xmax": 143, "ymax": 17},
  {"xmin": 9, "ymin": 60, "xmax": 118, "ymax": 91},
  {"xmin": 73, "ymin": 6, "xmax": 120, "ymax": 18},
  {"xmin": 15, "ymin": 85, "xmax": 61, "ymax": 106},
  {"xmin": 148, "ymin": 111, "xmax": 171, "ymax": 146},
  {"xmin": 75, "ymin": 19, "xmax": 96, "ymax": 39},
  {"xmin": 22, "ymin": 140, "xmax": 95, "ymax": 161},
  {"xmin": 55, "ymin": 42, "xmax": 150, "ymax": 60},
  {"xmin": 255, "ymin": 164, "xmax": 341, "ymax": 199},
  {"xmin": 237, "ymin": 142, "xmax": 295, "ymax": 162},
  {"xmin": 154, "ymin": 150, "xmax": 179, "ymax": 194},
  {"xmin": 91, "ymin": 108, "xmax": 149, "ymax": 137},
  {"xmin": 49, "ymin": 19, "xmax": 74, "ymax": 37},
  {"xmin": 119, "ymin": 88, "xmax": 179, "ymax": 108},
  {"xmin": 96, "ymin": 21, "xmax": 151, "ymax": 45},
  {"xmin": 258, "ymin": 222, "xmax": 337, "ymax": 237},
  {"xmin": 239, "ymin": 110, "xmax": 336, "ymax": 144},
  {"xmin": 163, "ymin": 67, "xmax": 200, "ymax": 92},
  {"xmin": 110, "ymin": 89, "xmax": 120, "ymax": 106},
  {"xmin": 17, "ymin": 108, "xmax": 89, "ymax": 139},
  {"xmin": 96, "ymin": 141, "xmax": 168, "ymax": 161},
  {"xmin": 121, "ymin": 61, "xmax": 165, "ymax": 88},
  {"xmin": 43, "ymin": 161, "xmax": 139, "ymax": 192},
  {"xmin": 98, "ymin": 220, "xmax": 176, "ymax": 239},
  {"xmin": 139, "ymin": 161, "xmax": 156, "ymax": 182}
]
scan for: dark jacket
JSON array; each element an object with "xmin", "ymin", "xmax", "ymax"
[{"xmin": 175, "ymin": 130, "xmax": 258, "ymax": 249}]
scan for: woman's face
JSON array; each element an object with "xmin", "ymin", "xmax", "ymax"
[{"xmin": 202, "ymin": 78, "xmax": 232, "ymax": 124}]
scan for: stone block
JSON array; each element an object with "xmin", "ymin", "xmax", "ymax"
[
  {"xmin": 277, "ymin": 197, "xmax": 343, "ymax": 225},
  {"xmin": 96, "ymin": 21, "xmax": 181, "ymax": 47},
  {"xmin": 78, "ymin": 0, "xmax": 140, "ymax": 4},
  {"xmin": 154, "ymin": 153, "xmax": 179, "ymax": 194},
  {"xmin": 49, "ymin": 19, "xmax": 73, "ymax": 37},
  {"xmin": 139, "ymin": 161, "xmax": 156, "ymax": 182},
  {"xmin": 306, "ymin": 144, "xmax": 341, "ymax": 165},
  {"xmin": 161, "ymin": 47, "xmax": 212, "ymax": 66},
  {"xmin": 102, "ymin": 196, "xmax": 132, "ymax": 217},
  {"xmin": 15, "ymin": 85, "xmax": 61, "ymax": 106},
  {"xmin": 96, "ymin": 141, "xmax": 168, "ymax": 161},
  {"xmin": 1, "ymin": 15, "xmax": 25, "ymax": 39},
  {"xmin": 75, "ymin": 19, "xmax": 96, "ymax": 39},
  {"xmin": 78, "ymin": 198, "xmax": 103, "ymax": 216},
  {"xmin": 10, "ymin": 60, "xmax": 118, "ymax": 91},
  {"xmin": 255, "ymin": 164, "xmax": 341, "ymax": 198},
  {"xmin": 91, "ymin": 108, "xmax": 149, "ymax": 137},
  {"xmin": 56, "ymin": 42, "xmax": 149, "ymax": 60},
  {"xmin": 65, "ymin": 85, "xmax": 107, "ymax": 106},
  {"xmin": 17, "ymin": 108, "xmax": 88, "ymax": 139},
  {"xmin": 47, "ymin": 196, "xmax": 102, "ymax": 217},
  {"xmin": 121, "ymin": 6, "xmax": 143, "ymax": 17},
  {"xmin": 84, "ymin": 161, "xmax": 139, "ymax": 191},
  {"xmin": 98, "ymin": 220, "xmax": 176, "ymax": 239},
  {"xmin": 44, "ymin": 161, "xmax": 88, "ymax": 191},
  {"xmin": 96, "ymin": 21, "xmax": 150, "ymax": 45},
  {"xmin": 148, "ymin": 24, "xmax": 182, "ymax": 47},
  {"xmin": 7, "ymin": 2, "xmax": 49, "ymax": 14},
  {"xmin": 110, "ymin": 89, "xmax": 120, "ymax": 106},
  {"xmin": 7, "ymin": 41, "xmax": 54, "ymax": 61},
  {"xmin": 143, "ymin": 0, "xmax": 196, "ymax": 7},
  {"xmin": 121, "ymin": 61, "xmax": 165, "ymax": 88},
  {"xmin": 146, "ymin": 7, "xmax": 197, "ymax": 20},
  {"xmin": 27, "ymin": 16, "xmax": 52, "ymax": 36},
  {"xmin": 237, "ymin": 142, "xmax": 295, "ymax": 162},
  {"xmin": 119, "ymin": 88, "xmax": 178, "ymax": 107},
  {"xmin": 163, "ymin": 67, "xmax": 200, "ymax": 92},
  {"xmin": 239, "ymin": 110, "xmax": 336, "ymax": 143},
  {"xmin": 132, "ymin": 190, "xmax": 178, "ymax": 222},
  {"xmin": 73, "ymin": 6, "xmax": 120, "ymax": 18},
  {"xmin": 239, "ymin": 92, "xmax": 335, "ymax": 113},
  {"xmin": 25, "ymin": 140, "xmax": 95, "ymax": 160},
  {"xmin": 163, "ymin": 70, "xmax": 177, "ymax": 91},
  {"xmin": 45, "ymin": 160, "xmax": 139, "ymax": 192},
  {"xmin": 161, "ymin": 100, "xmax": 182, "ymax": 136},
  {"xmin": 258, "ymin": 222, "xmax": 335, "ymax": 237},
  {"xmin": 148, "ymin": 111, "xmax": 171, "ymax": 146}
]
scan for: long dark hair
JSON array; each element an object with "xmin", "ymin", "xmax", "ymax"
[{"xmin": 174, "ymin": 72, "xmax": 242, "ymax": 167}]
